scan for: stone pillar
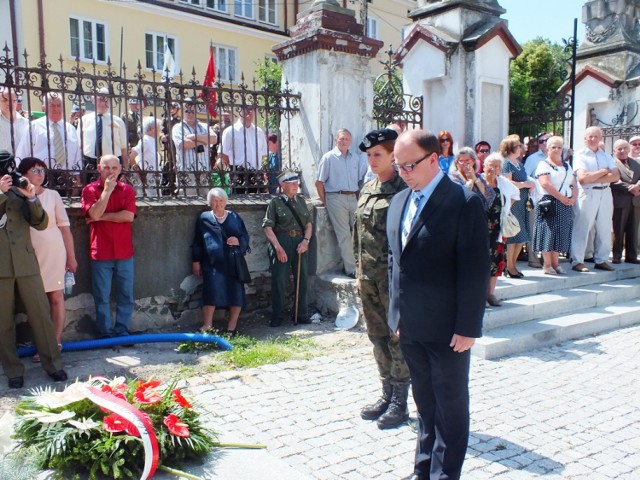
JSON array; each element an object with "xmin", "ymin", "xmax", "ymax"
[
  {"xmin": 397, "ymin": 0, "xmax": 519, "ymax": 149},
  {"xmin": 573, "ymin": 0, "xmax": 640, "ymax": 146},
  {"xmin": 272, "ymin": 0, "xmax": 383, "ymax": 275},
  {"xmin": 272, "ymin": 0, "xmax": 383, "ymax": 198}
]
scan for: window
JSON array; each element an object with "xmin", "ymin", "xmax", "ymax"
[
  {"xmin": 69, "ymin": 18, "xmax": 106, "ymax": 62},
  {"xmin": 215, "ymin": 46, "xmax": 237, "ymax": 83},
  {"xmin": 206, "ymin": 0, "xmax": 227, "ymax": 12},
  {"xmin": 258, "ymin": 0, "xmax": 276, "ymax": 24},
  {"xmin": 234, "ymin": 0, "xmax": 253, "ymax": 19},
  {"xmin": 145, "ymin": 33, "xmax": 176, "ymax": 71},
  {"xmin": 367, "ymin": 17, "xmax": 379, "ymax": 40},
  {"xmin": 180, "ymin": 0, "xmax": 202, "ymax": 5}
]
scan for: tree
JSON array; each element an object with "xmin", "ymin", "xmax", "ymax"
[
  {"xmin": 509, "ymin": 37, "xmax": 575, "ymax": 137},
  {"xmin": 254, "ymin": 58, "xmax": 282, "ymax": 132}
]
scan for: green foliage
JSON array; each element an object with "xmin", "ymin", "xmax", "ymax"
[
  {"xmin": 255, "ymin": 58, "xmax": 282, "ymax": 132},
  {"xmin": 509, "ymin": 37, "xmax": 571, "ymax": 115},
  {"xmin": 220, "ymin": 335, "xmax": 316, "ymax": 369}
]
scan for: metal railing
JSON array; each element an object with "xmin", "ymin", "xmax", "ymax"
[{"xmin": 0, "ymin": 46, "xmax": 301, "ymax": 198}]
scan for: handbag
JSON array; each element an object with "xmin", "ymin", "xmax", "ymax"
[
  {"xmin": 500, "ymin": 193, "xmax": 521, "ymax": 238},
  {"xmin": 231, "ymin": 247, "xmax": 252, "ymax": 283},
  {"xmin": 537, "ymin": 198, "xmax": 554, "ymax": 218}
]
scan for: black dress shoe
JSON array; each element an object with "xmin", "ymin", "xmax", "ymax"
[
  {"xmin": 49, "ymin": 370, "xmax": 68, "ymax": 382},
  {"xmin": 8, "ymin": 376, "xmax": 24, "ymax": 389},
  {"xmin": 625, "ymin": 258, "xmax": 640, "ymax": 264}
]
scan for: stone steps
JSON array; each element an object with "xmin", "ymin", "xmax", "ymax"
[
  {"xmin": 309, "ymin": 263, "xmax": 640, "ymax": 360},
  {"xmin": 475, "ymin": 262, "xmax": 640, "ymax": 359}
]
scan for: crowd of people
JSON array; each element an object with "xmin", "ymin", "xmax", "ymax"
[{"xmin": 0, "ymin": 86, "xmax": 280, "ymax": 195}]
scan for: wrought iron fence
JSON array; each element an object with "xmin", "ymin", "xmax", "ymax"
[
  {"xmin": 0, "ymin": 46, "xmax": 300, "ymax": 198},
  {"xmin": 372, "ymin": 49, "xmax": 422, "ymax": 130}
]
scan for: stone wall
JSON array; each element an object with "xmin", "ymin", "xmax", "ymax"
[{"xmin": 33, "ymin": 197, "xmax": 342, "ymax": 341}]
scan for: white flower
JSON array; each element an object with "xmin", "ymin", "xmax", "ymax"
[
  {"xmin": 34, "ymin": 382, "xmax": 87, "ymax": 409},
  {"xmin": 0, "ymin": 412, "xmax": 16, "ymax": 454},
  {"xmin": 22, "ymin": 409, "xmax": 75, "ymax": 424},
  {"xmin": 68, "ymin": 417, "xmax": 100, "ymax": 431}
]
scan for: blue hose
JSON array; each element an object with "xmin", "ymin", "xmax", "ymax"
[{"xmin": 17, "ymin": 333, "xmax": 233, "ymax": 358}]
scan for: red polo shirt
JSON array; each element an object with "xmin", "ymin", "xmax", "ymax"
[{"xmin": 81, "ymin": 180, "xmax": 136, "ymax": 260}]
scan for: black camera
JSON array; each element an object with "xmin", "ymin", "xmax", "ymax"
[
  {"xmin": 10, "ymin": 171, "xmax": 29, "ymax": 189},
  {"xmin": 196, "ymin": 145, "xmax": 205, "ymax": 153},
  {"xmin": 0, "ymin": 150, "xmax": 29, "ymax": 189}
]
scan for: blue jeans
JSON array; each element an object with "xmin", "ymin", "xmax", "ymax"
[{"xmin": 91, "ymin": 257, "xmax": 135, "ymax": 336}]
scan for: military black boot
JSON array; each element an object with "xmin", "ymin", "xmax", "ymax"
[
  {"xmin": 376, "ymin": 383, "xmax": 410, "ymax": 429},
  {"xmin": 360, "ymin": 380, "xmax": 393, "ymax": 420}
]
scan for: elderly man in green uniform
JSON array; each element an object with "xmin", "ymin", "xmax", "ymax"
[
  {"xmin": 354, "ymin": 129, "xmax": 410, "ymax": 429},
  {"xmin": 263, "ymin": 170, "xmax": 313, "ymax": 326}
]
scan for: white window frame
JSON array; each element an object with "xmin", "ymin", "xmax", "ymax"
[
  {"xmin": 206, "ymin": 0, "xmax": 227, "ymax": 13},
  {"xmin": 214, "ymin": 45, "xmax": 238, "ymax": 84},
  {"xmin": 258, "ymin": 0, "xmax": 277, "ymax": 25},
  {"xmin": 234, "ymin": 0, "xmax": 253, "ymax": 19},
  {"xmin": 367, "ymin": 17, "xmax": 379, "ymax": 40},
  {"xmin": 179, "ymin": 0, "xmax": 203, "ymax": 6},
  {"xmin": 144, "ymin": 32, "xmax": 177, "ymax": 72},
  {"xmin": 69, "ymin": 17, "xmax": 107, "ymax": 63}
]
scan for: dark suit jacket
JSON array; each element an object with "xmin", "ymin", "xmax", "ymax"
[
  {"xmin": 0, "ymin": 188, "xmax": 48, "ymax": 278},
  {"xmin": 611, "ymin": 158, "xmax": 640, "ymax": 209},
  {"xmin": 387, "ymin": 175, "xmax": 489, "ymax": 343}
]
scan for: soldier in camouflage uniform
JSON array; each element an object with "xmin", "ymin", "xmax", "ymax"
[
  {"xmin": 355, "ymin": 129, "xmax": 411, "ymax": 429},
  {"xmin": 263, "ymin": 170, "xmax": 313, "ymax": 327}
]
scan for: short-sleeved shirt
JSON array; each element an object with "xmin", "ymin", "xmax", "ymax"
[
  {"xmin": 572, "ymin": 147, "xmax": 616, "ymax": 190},
  {"xmin": 81, "ymin": 180, "xmax": 136, "ymax": 260},
  {"xmin": 316, "ymin": 147, "xmax": 367, "ymax": 192},
  {"xmin": 535, "ymin": 160, "xmax": 574, "ymax": 197},
  {"xmin": 262, "ymin": 194, "xmax": 311, "ymax": 232},
  {"xmin": 220, "ymin": 121, "xmax": 267, "ymax": 169}
]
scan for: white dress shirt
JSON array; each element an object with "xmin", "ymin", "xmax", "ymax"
[
  {"xmin": 220, "ymin": 121, "xmax": 267, "ymax": 169},
  {"xmin": 15, "ymin": 117, "xmax": 81, "ymax": 168}
]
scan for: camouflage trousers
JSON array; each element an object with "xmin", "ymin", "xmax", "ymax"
[{"xmin": 359, "ymin": 278, "xmax": 410, "ymax": 385}]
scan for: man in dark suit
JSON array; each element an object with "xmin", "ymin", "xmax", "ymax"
[
  {"xmin": 611, "ymin": 138, "xmax": 640, "ymax": 263},
  {"xmin": 0, "ymin": 151, "xmax": 68, "ymax": 388},
  {"xmin": 386, "ymin": 130, "xmax": 489, "ymax": 480}
]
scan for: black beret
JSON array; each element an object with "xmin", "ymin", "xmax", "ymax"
[{"xmin": 359, "ymin": 128, "xmax": 398, "ymax": 152}]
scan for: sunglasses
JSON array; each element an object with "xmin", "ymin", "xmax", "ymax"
[
  {"xmin": 31, "ymin": 168, "xmax": 46, "ymax": 174},
  {"xmin": 441, "ymin": 138, "xmax": 452, "ymax": 142},
  {"xmin": 392, "ymin": 152, "xmax": 433, "ymax": 173},
  {"xmin": 538, "ymin": 138, "xmax": 549, "ymax": 144},
  {"xmin": 478, "ymin": 148, "xmax": 490, "ymax": 153},
  {"xmin": 631, "ymin": 142, "xmax": 640, "ymax": 147}
]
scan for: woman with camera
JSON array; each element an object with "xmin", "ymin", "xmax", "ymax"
[
  {"xmin": 191, "ymin": 187, "xmax": 250, "ymax": 335},
  {"xmin": 533, "ymin": 136, "xmax": 577, "ymax": 275},
  {"xmin": 17, "ymin": 158, "xmax": 78, "ymax": 356}
]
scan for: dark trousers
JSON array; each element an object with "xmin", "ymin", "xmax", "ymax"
[
  {"xmin": 400, "ymin": 340, "xmax": 471, "ymax": 480},
  {"xmin": 268, "ymin": 235, "xmax": 308, "ymax": 320},
  {"xmin": 612, "ymin": 206, "xmax": 639, "ymax": 261}
]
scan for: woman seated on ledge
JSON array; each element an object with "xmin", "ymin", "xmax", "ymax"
[{"xmin": 191, "ymin": 187, "xmax": 250, "ymax": 336}]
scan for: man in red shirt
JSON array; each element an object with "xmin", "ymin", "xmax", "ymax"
[{"xmin": 81, "ymin": 155, "xmax": 136, "ymax": 338}]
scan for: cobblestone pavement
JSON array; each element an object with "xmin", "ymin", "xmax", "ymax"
[{"xmin": 186, "ymin": 324, "xmax": 640, "ymax": 479}]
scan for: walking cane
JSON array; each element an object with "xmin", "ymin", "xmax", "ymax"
[{"xmin": 294, "ymin": 250, "xmax": 302, "ymax": 325}]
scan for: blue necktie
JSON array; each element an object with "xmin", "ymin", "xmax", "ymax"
[
  {"xmin": 95, "ymin": 113, "xmax": 103, "ymax": 158},
  {"xmin": 402, "ymin": 191, "xmax": 423, "ymax": 248}
]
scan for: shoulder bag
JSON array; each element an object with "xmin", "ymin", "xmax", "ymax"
[{"xmin": 500, "ymin": 192, "xmax": 521, "ymax": 238}]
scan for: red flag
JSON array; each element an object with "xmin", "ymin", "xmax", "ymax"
[{"xmin": 201, "ymin": 46, "xmax": 217, "ymax": 118}]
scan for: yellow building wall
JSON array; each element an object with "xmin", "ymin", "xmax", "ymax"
[{"xmin": 14, "ymin": 0, "xmax": 286, "ymax": 83}]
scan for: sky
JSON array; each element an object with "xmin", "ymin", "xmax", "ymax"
[{"xmin": 499, "ymin": 0, "xmax": 585, "ymax": 46}]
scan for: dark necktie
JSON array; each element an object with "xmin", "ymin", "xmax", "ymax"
[{"xmin": 96, "ymin": 113, "xmax": 103, "ymax": 158}]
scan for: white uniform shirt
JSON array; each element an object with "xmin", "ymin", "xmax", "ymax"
[{"xmin": 220, "ymin": 121, "xmax": 267, "ymax": 169}]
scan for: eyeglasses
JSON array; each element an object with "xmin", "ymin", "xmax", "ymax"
[
  {"xmin": 392, "ymin": 152, "xmax": 432, "ymax": 173},
  {"xmin": 478, "ymin": 148, "xmax": 490, "ymax": 153},
  {"xmin": 631, "ymin": 142, "xmax": 640, "ymax": 147},
  {"xmin": 184, "ymin": 108, "xmax": 195, "ymax": 113},
  {"xmin": 31, "ymin": 168, "xmax": 46, "ymax": 174}
]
